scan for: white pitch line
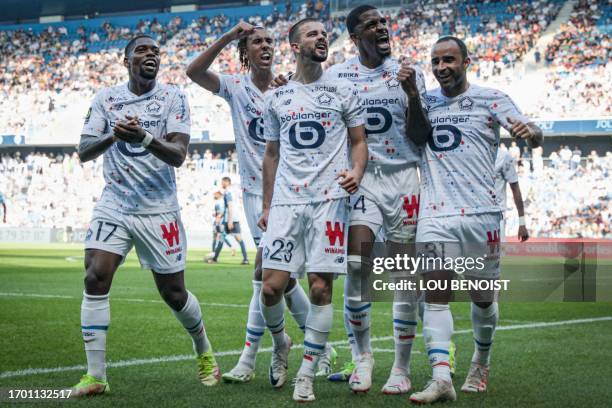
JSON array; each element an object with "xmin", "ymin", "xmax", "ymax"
[
  {"xmin": 2, "ymin": 316, "xmax": 610, "ymax": 379},
  {"xmin": 0, "ymin": 292, "xmax": 247, "ymax": 309}
]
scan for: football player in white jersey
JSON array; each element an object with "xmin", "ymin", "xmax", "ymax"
[
  {"xmin": 259, "ymin": 18, "xmax": 367, "ymax": 402},
  {"xmin": 71, "ymin": 35, "xmax": 220, "ymax": 396},
  {"xmin": 186, "ymin": 22, "xmax": 323, "ymax": 383},
  {"xmin": 408, "ymin": 36, "xmax": 542, "ymax": 404},
  {"xmin": 322, "ymin": 5, "xmax": 431, "ymax": 394},
  {"xmin": 495, "ymin": 148, "xmax": 529, "ymax": 242}
]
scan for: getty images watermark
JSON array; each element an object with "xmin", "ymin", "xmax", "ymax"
[{"xmin": 358, "ymin": 241, "xmax": 611, "ymax": 302}]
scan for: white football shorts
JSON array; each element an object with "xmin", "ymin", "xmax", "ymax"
[
  {"xmin": 262, "ymin": 198, "xmax": 350, "ymax": 277},
  {"xmin": 84, "ymin": 205, "xmax": 187, "ymax": 274}
]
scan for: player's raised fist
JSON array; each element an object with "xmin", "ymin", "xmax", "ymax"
[
  {"xmin": 271, "ymin": 72, "xmax": 291, "ymax": 88},
  {"xmin": 507, "ymin": 117, "xmax": 535, "ymax": 141},
  {"xmin": 257, "ymin": 208, "xmax": 270, "ymax": 231},
  {"xmin": 227, "ymin": 22, "xmax": 257, "ymax": 41},
  {"xmin": 397, "ymin": 56, "xmax": 419, "ymax": 98}
]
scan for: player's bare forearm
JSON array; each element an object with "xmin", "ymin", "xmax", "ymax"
[
  {"xmin": 147, "ymin": 132, "xmax": 190, "ymax": 167},
  {"xmin": 510, "ymin": 182, "xmax": 525, "ymax": 217},
  {"xmin": 78, "ymin": 134, "xmax": 115, "ymax": 162},
  {"xmin": 348, "ymin": 125, "xmax": 368, "ymax": 179},
  {"xmin": 185, "ymin": 36, "xmax": 230, "ymax": 93},
  {"xmin": 262, "ymin": 141, "xmax": 280, "ymax": 211},
  {"xmin": 407, "ymin": 97, "xmax": 431, "ymax": 145}
]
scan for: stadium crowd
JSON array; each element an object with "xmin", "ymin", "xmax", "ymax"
[{"xmin": 1, "ymin": 148, "xmax": 609, "ymax": 239}]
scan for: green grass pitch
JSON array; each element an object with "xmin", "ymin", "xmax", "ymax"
[{"xmin": 1, "ymin": 245, "xmax": 611, "ymax": 407}]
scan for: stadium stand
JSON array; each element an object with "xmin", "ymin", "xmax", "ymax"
[{"xmin": 0, "ymin": 0, "xmax": 609, "ymax": 240}]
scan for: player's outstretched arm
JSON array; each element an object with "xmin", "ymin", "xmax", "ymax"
[
  {"xmin": 186, "ymin": 22, "xmax": 257, "ymax": 93},
  {"xmin": 258, "ymin": 140, "xmax": 280, "ymax": 231},
  {"xmin": 338, "ymin": 125, "xmax": 368, "ymax": 194},
  {"xmin": 510, "ymin": 181, "xmax": 529, "ymax": 242},
  {"xmin": 397, "ymin": 60, "xmax": 431, "ymax": 145},
  {"xmin": 77, "ymin": 134, "xmax": 115, "ymax": 163}
]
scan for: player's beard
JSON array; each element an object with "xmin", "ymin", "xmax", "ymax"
[
  {"xmin": 306, "ymin": 45, "xmax": 327, "ymax": 63},
  {"xmin": 139, "ymin": 65, "xmax": 158, "ymax": 80}
]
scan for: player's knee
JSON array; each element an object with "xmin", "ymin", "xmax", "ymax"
[
  {"xmin": 309, "ymin": 280, "xmax": 332, "ymax": 305},
  {"xmin": 261, "ymin": 281, "xmax": 283, "ymax": 305},
  {"xmin": 159, "ymin": 286, "xmax": 188, "ymax": 311},
  {"xmin": 84, "ymin": 264, "xmax": 112, "ymax": 294},
  {"xmin": 473, "ymin": 301, "xmax": 492, "ymax": 309}
]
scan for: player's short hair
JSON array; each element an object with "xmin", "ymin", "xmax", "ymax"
[
  {"xmin": 346, "ymin": 5, "xmax": 377, "ymax": 34},
  {"xmin": 435, "ymin": 36, "xmax": 469, "ymax": 60},
  {"xmin": 222, "ymin": 176, "xmax": 231, "ymax": 183},
  {"xmin": 288, "ymin": 18, "xmax": 320, "ymax": 44},
  {"xmin": 124, "ymin": 34, "xmax": 155, "ymax": 57}
]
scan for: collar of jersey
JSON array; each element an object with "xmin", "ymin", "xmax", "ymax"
[{"xmin": 123, "ymin": 82, "xmax": 160, "ymax": 102}]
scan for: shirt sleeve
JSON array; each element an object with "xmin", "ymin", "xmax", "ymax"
[
  {"xmin": 501, "ymin": 152, "xmax": 519, "ymax": 184},
  {"xmin": 342, "ymin": 87, "xmax": 365, "ymax": 128},
  {"xmin": 263, "ymin": 94, "xmax": 280, "ymax": 141},
  {"xmin": 488, "ymin": 91, "xmax": 530, "ymax": 132},
  {"xmin": 215, "ymin": 74, "xmax": 236, "ymax": 102},
  {"xmin": 166, "ymin": 87, "xmax": 191, "ymax": 135},
  {"xmin": 81, "ymin": 91, "xmax": 109, "ymax": 137}
]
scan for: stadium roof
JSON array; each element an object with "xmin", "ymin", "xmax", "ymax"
[{"xmin": 1, "ymin": 0, "xmax": 249, "ymax": 24}]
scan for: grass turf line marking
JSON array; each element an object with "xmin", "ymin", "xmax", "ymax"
[
  {"xmin": 0, "ymin": 292, "xmax": 247, "ymax": 309},
  {"xmin": 2, "ymin": 316, "xmax": 610, "ymax": 379}
]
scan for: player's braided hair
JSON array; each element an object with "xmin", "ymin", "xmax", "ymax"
[{"xmin": 238, "ymin": 36, "xmax": 250, "ymax": 71}]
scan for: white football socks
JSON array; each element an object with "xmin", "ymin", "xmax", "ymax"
[
  {"xmin": 423, "ymin": 303, "xmax": 453, "ymax": 383},
  {"xmin": 285, "ymin": 281, "xmax": 309, "ymax": 333},
  {"xmin": 346, "ymin": 255, "xmax": 371, "ymax": 355},
  {"xmin": 238, "ymin": 281, "xmax": 266, "ymax": 369},
  {"xmin": 297, "ymin": 304, "xmax": 333, "ymax": 378},
  {"xmin": 171, "ymin": 291, "xmax": 210, "ymax": 355},
  {"xmin": 392, "ymin": 302, "xmax": 418, "ymax": 373},
  {"xmin": 260, "ymin": 296, "xmax": 287, "ymax": 348},
  {"xmin": 471, "ymin": 302, "xmax": 498, "ymax": 366},
  {"xmin": 81, "ymin": 292, "xmax": 110, "ymax": 381}
]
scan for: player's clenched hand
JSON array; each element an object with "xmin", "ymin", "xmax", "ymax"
[
  {"xmin": 336, "ymin": 170, "xmax": 361, "ymax": 194},
  {"xmin": 507, "ymin": 117, "xmax": 535, "ymax": 141},
  {"xmin": 257, "ymin": 208, "xmax": 270, "ymax": 231},
  {"xmin": 113, "ymin": 115, "xmax": 146, "ymax": 144},
  {"xmin": 227, "ymin": 22, "xmax": 257, "ymax": 41},
  {"xmin": 397, "ymin": 56, "xmax": 419, "ymax": 98},
  {"xmin": 271, "ymin": 73, "xmax": 291, "ymax": 88},
  {"xmin": 518, "ymin": 225, "xmax": 529, "ymax": 242}
]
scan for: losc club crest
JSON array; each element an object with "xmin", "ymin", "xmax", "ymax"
[
  {"xmin": 385, "ymin": 77, "xmax": 400, "ymax": 89},
  {"xmin": 316, "ymin": 92, "xmax": 333, "ymax": 106},
  {"xmin": 458, "ymin": 96, "xmax": 474, "ymax": 111},
  {"xmin": 145, "ymin": 101, "xmax": 162, "ymax": 114}
]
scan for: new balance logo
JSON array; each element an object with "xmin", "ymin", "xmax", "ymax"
[
  {"xmin": 161, "ymin": 221, "xmax": 180, "ymax": 247},
  {"xmin": 325, "ymin": 221, "xmax": 345, "ymax": 246}
]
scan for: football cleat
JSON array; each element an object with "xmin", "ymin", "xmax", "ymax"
[
  {"xmin": 461, "ymin": 362, "xmax": 489, "ymax": 393},
  {"xmin": 269, "ymin": 334, "xmax": 292, "ymax": 388},
  {"xmin": 409, "ymin": 379, "xmax": 457, "ymax": 404},
  {"xmin": 315, "ymin": 344, "xmax": 337, "ymax": 377},
  {"xmin": 449, "ymin": 341, "xmax": 457, "ymax": 377},
  {"xmin": 222, "ymin": 364, "xmax": 255, "ymax": 383},
  {"xmin": 197, "ymin": 349, "xmax": 221, "ymax": 386},
  {"xmin": 327, "ymin": 360, "xmax": 355, "ymax": 382},
  {"xmin": 349, "ymin": 352, "xmax": 374, "ymax": 393},
  {"xmin": 382, "ymin": 367, "xmax": 411, "ymax": 395},
  {"xmin": 293, "ymin": 375, "xmax": 315, "ymax": 402},
  {"xmin": 70, "ymin": 374, "xmax": 110, "ymax": 397}
]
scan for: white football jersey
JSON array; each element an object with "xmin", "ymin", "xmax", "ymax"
[
  {"xmin": 82, "ymin": 82, "xmax": 190, "ymax": 214},
  {"xmin": 495, "ymin": 149, "xmax": 518, "ymax": 211},
  {"xmin": 216, "ymin": 74, "xmax": 266, "ymax": 195},
  {"xmin": 326, "ymin": 56, "xmax": 427, "ymax": 168},
  {"xmin": 420, "ymin": 84, "xmax": 529, "ymax": 219},
  {"xmin": 263, "ymin": 72, "xmax": 364, "ymax": 205}
]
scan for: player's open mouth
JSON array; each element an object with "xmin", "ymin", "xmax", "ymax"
[
  {"xmin": 260, "ymin": 52, "xmax": 272, "ymax": 61},
  {"xmin": 143, "ymin": 59, "xmax": 158, "ymax": 69},
  {"xmin": 315, "ymin": 42, "xmax": 327, "ymax": 51}
]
